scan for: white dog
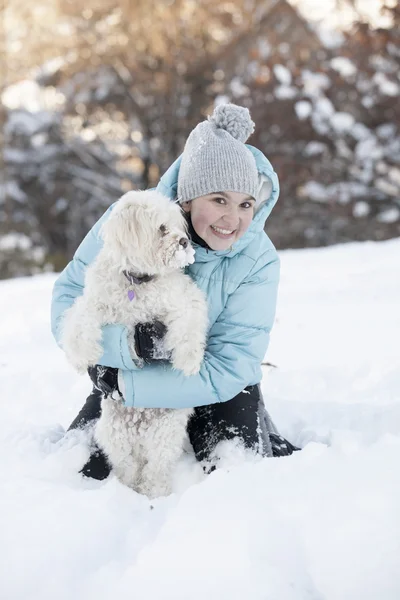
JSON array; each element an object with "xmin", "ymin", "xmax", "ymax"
[{"xmin": 61, "ymin": 190, "xmax": 208, "ymax": 498}]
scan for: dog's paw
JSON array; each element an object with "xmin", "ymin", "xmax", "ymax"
[{"xmin": 171, "ymin": 344, "xmax": 203, "ymax": 376}]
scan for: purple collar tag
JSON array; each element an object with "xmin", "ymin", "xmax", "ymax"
[{"xmin": 127, "ymin": 289, "xmax": 135, "ymax": 301}]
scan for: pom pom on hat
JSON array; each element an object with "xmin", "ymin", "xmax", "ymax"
[{"xmin": 209, "ymin": 104, "xmax": 255, "ymax": 143}]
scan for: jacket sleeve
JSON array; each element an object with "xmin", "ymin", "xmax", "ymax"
[
  {"xmin": 51, "ymin": 204, "xmax": 140, "ymax": 371},
  {"xmin": 120, "ymin": 251, "xmax": 280, "ymax": 408}
]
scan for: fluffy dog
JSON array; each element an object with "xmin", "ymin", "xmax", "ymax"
[{"xmin": 61, "ymin": 190, "xmax": 208, "ymax": 497}]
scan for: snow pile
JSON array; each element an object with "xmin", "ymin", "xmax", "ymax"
[{"xmin": 0, "ymin": 239, "xmax": 400, "ymax": 600}]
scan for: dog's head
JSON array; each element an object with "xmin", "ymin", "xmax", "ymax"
[{"xmin": 100, "ymin": 190, "xmax": 195, "ymax": 275}]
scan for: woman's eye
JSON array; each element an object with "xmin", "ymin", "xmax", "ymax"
[
  {"xmin": 159, "ymin": 224, "xmax": 167, "ymax": 235},
  {"xmin": 213, "ymin": 197, "xmax": 226, "ymax": 205},
  {"xmin": 241, "ymin": 202, "xmax": 252, "ymax": 209}
]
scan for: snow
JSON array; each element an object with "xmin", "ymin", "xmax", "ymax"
[
  {"xmin": 2, "ymin": 80, "xmax": 47, "ymax": 112},
  {"xmin": 298, "ymin": 181, "xmax": 328, "ymax": 202},
  {"xmin": 298, "ymin": 180, "xmax": 368, "ymax": 204},
  {"xmin": 5, "ymin": 109, "xmax": 58, "ymax": 137},
  {"xmin": 1, "ymin": 80, "xmax": 65, "ymax": 112},
  {"xmin": 275, "ymin": 85, "xmax": 297, "ymax": 100},
  {"xmin": 174, "ymin": 244, "xmax": 195, "ymax": 267},
  {"xmin": 288, "ymin": 0, "xmax": 394, "ymax": 48},
  {"xmin": 0, "ymin": 181, "xmax": 27, "ymax": 203},
  {"xmin": 230, "ymin": 77, "xmax": 250, "ymax": 98},
  {"xmin": 257, "ymin": 38, "xmax": 271, "ymax": 60},
  {"xmin": 310, "ymin": 97, "xmax": 336, "ymax": 136},
  {"xmin": 356, "ymin": 137, "xmax": 383, "ymax": 162},
  {"xmin": 295, "ymin": 101, "xmax": 312, "ymax": 120},
  {"xmin": 388, "ymin": 167, "xmax": 400, "ymax": 187},
  {"xmin": 374, "ymin": 178, "xmax": 399, "ymax": 198},
  {"xmin": 373, "ymin": 73, "xmax": 400, "ymax": 97},
  {"xmin": 330, "ymin": 57, "xmax": 356, "ymax": 78},
  {"xmin": 352, "ymin": 201, "xmax": 370, "ymax": 218},
  {"xmin": 314, "ymin": 26, "xmax": 344, "ymax": 50},
  {"xmin": 1, "ymin": 239, "xmax": 400, "ymax": 600},
  {"xmin": 350, "ymin": 122, "xmax": 372, "ymax": 141},
  {"xmin": 31, "ymin": 132, "xmax": 49, "ymax": 148},
  {"xmin": 273, "ymin": 64, "xmax": 292, "ymax": 86},
  {"xmin": 314, "ymin": 97, "xmax": 334, "ymax": 118},
  {"xmin": 376, "ymin": 208, "xmax": 400, "ymax": 224},
  {"xmin": 330, "ymin": 112, "xmax": 355, "ymax": 134},
  {"xmin": 0, "ymin": 232, "xmax": 32, "ymax": 250},
  {"xmin": 302, "ymin": 71, "xmax": 331, "ymax": 98},
  {"xmin": 377, "ymin": 123, "xmax": 397, "ymax": 140},
  {"xmin": 304, "ymin": 141, "xmax": 326, "ymax": 156},
  {"xmin": 361, "ymin": 95, "xmax": 374, "ymax": 109},
  {"xmin": 289, "ymin": 0, "xmax": 393, "ymax": 31}
]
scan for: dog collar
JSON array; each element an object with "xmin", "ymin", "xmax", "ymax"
[
  {"xmin": 123, "ymin": 270, "xmax": 156, "ymax": 302},
  {"xmin": 123, "ymin": 271, "xmax": 156, "ymax": 285}
]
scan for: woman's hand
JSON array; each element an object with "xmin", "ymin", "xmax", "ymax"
[
  {"xmin": 134, "ymin": 321, "xmax": 171, "ymax": 363},
  {"xmin": 88, "ymin": 322, "xmax": 170, "ymax": 399},
  {"xmin": 88, "ymin": 364, "xmax": 120, "ymax": 397}
]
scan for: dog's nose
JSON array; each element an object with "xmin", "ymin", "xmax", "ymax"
[{"xmin": 179, "ymin": 237, "xmax": 189, "ymax": 249}]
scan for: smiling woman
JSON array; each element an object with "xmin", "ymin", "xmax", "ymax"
[
  {"xmin": 53, "ymin": 103, "xmax": 298, "ymax": 485},
  {"xmin": 181, "ymin": 191, "xmax": 256, "ymax": 250}
]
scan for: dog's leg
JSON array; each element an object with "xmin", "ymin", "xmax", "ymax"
[
  {"xmin": 61, "ymin": 296, "xmax": 104, "ymax": 374},
  {"xmin": 163, "ymin": 284, "xmax": 208, "ymax": 376},
  {"xmin": 95, "ymin": 397, "xmax": 141, "ymax": 489},
  {"xmin": 137, "ymin": 409, "xmax": 192, "ymax": 498}
]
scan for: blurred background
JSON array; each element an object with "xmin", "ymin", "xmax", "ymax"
[{"xmin": 0, "ymin": 0, "xmax": 399, "ymax": 279}]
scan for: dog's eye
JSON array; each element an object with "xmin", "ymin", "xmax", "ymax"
[{"xmin": 159, "ymin": 225, "xmax": 167, "ymax": 236}]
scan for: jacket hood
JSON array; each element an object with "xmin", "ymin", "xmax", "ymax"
[{"xmin": 156, "ymin": 145, "xmax": 279, "ymax": 262}]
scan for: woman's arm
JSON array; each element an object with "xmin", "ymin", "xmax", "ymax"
[
  {"xmin": 51, "ymin": 203, "xmax": 141, "ymax": 371},
  {"xmin": 119, "ymin": 251, "xmax": 280, "ymax": 408}
]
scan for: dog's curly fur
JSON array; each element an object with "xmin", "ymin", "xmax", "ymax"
[{"xmin": 61, "ymin": 190, "xmax": 208, "ymax": 497}]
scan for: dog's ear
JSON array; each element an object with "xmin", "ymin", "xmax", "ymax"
[{"xmin": 100, "ymin": 196, "xmax": 148, "ymax": 256}]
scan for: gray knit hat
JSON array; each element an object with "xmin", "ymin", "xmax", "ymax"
[{"xmin": 177, "ymin": 103, "xmax": 259, "ymax": 203}]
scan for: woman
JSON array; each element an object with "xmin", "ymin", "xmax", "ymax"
[{"xmin": 51, "ymin": 103, "xmax": 298, "ymax": 480}]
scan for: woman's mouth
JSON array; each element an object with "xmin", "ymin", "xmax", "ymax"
[{"xmin": 210, "ymin": 225, "xmax": 236, "ymax": 239}]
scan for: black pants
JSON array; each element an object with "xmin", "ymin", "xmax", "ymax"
[
  {"xmin": 187, "ymin": 384, "xmax": 272, "ymax": 463},
  {"xmin": 68, "ymin": 384, "xmax": 295, "ymax": 480}
]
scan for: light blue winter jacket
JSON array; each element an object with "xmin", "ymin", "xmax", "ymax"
[{"xmin": 51, "ymin": 146, "xmax": 280, "ymax": 408}]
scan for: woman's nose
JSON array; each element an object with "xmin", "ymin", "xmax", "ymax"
[{"xmin": 222, "ymin": 210, "xmax": 239, "ymax": 228}]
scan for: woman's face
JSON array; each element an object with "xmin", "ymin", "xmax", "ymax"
[{"xmin": 182, "ymin": 191, "xmax": 255, "ymax": 251}]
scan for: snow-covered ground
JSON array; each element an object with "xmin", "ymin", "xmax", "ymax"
[
  {"xmin": 289, "ymin": 0, "xmax": 393, "ymax": 31},
  {"xmin": 1, "ymin": 239, "xmax": 399, "ymax": 600}
]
